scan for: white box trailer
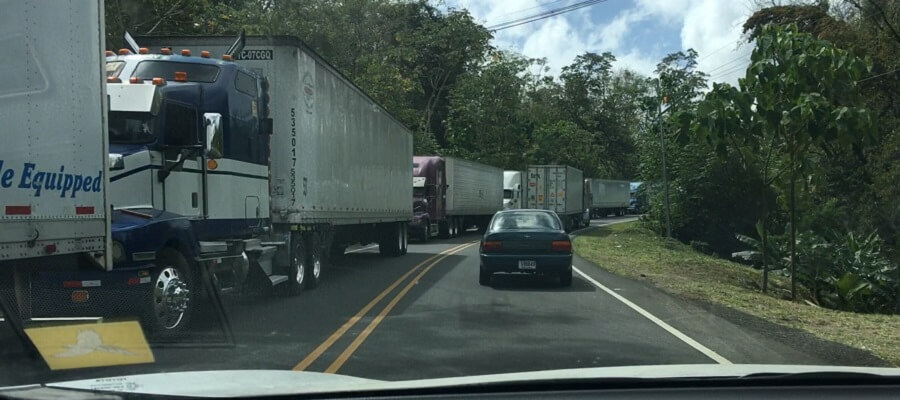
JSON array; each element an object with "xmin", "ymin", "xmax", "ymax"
[
  {"xmin": 589, "ymin": 179, "xmax": 630, "ymax": 217},
  {"xmin": 446, "ymin": 157, "xmax": 504, "ymax": 218},
  {"xmin": 525, "ymin": 165, "xmax": 586, "ymax": 231},
  {"xmin": 0, "ymin": 0, "xmax": 109, "ymax": 266}
]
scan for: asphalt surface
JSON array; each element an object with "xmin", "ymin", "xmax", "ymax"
[{"xmin": 0, "ymin": 216, "xmax": 886, "ymax": 386}]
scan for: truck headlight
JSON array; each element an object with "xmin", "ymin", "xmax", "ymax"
[{"xmin": 112, "ymin": 241, "xmax": 126, "ymax": 263}]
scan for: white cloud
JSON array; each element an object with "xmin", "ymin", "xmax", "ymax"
[{"xmin": 448, "ymin": 0, "xmax": 756, "ymax": 85}]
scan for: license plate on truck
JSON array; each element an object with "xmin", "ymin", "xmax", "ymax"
[{"xmin": 518, "ymin": 260, "xmax": 536, "ymax": 270}]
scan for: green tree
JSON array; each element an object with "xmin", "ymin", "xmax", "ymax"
[{"xmin": 688, "ymin": 24, "xmax": 872, "ymax": 297}]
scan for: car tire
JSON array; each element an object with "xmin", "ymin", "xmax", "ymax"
[
  {"xmin": 559, "ymin": 270, "xmax": 573, "ymax": 287},
  {"xmin": 479, "ymin": 267, "xmax": 491, "ymax": 286},
  {"xmin": 288, "ymin": 233, "xmax": 307, "ymax": 296},
  {"xmin": 306, "ymin": 234, "xmax": 324, "ymax": 289},
  {"xmin": 144, "ymin": 247, "xmax": 195, "ymax": 337}
]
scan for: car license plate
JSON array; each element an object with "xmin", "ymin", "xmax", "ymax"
[{"xmin": 518, "ymin": 260, "xmax": 536, "ymax": 270}]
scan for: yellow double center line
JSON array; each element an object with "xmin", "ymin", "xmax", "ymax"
[{"xmin": 292, "ymin": 241, "xmax": 477, "ymax": 373}]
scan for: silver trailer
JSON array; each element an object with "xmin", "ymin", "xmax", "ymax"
[
  {"xmin": 589, "ymin": 179, "xmax": 630, "ymax": 217},
  {"xmin": 525, "ymin": 165, "xmax": 585, "ymax": 231},
  {"xmin": 446, "ymin": 157, "xmax": 504, "ymax": 219}
]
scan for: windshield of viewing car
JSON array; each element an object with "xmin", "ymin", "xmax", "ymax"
[
  {"xmin": 3, "ymin": 0, "xmax": 900, "ymax": 396},
  {"xmin": 491, "ymin": 212, "xmax": 560, "ymax": 231}
]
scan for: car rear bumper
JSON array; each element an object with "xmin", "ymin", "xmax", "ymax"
[{"xmin": 480, "ymin": 253, "xmax": 572, "ymax": 274}]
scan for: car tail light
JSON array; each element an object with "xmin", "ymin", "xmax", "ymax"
[
  {"xmin": 551, "ymin": 240, "xmax": 571, "ymax": 252},
  {"xmin": 481, "ymin": 241, "xmax": 502, "ymax": 252}
]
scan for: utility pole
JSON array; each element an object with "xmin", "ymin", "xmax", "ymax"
[{"xmin": 658, "ymin": 90, "xmax": 672, "ymax": 238}]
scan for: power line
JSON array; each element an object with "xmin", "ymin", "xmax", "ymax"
[
  {"xmin": 857, "ymin": 67, "xmax": 900, "ymax": 83},
  {"xmin": 489, "ymin": 0, "xmax": 574, "ymax": 20},
  {"xmin": 697, "ymin": 41, "xmax": 736, "ymax": 62},
  {"xmin": 709, "ymin": 64, "xmax": 747, "ymax": 81},
  {"xmin": 487, "ymin": 0, "xmax": 608, "ymax": 32},
  {"xmin": 703, "ymin": 54, "xmax": 748, "ymax": 75}
]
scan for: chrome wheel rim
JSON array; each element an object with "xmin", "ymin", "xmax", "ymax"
[
  {"xmin": 153, "ymin": 266, "xmax": 190, "ymax": 330},
  {"xmin": 312, "ymin": 252, "xmax": 321, "ymax": 279},
  {"xmin": 294, "ymin": 250, "xmax": 305, "ymax": 285}
]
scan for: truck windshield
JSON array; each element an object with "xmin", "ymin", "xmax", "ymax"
[
  {"xmin": 109, "ymin": 111, "xmax": 155, "ymax": 144},
  {"xmin": 132, "ymin": 61, "xmax": 220, "ymax": 83}
]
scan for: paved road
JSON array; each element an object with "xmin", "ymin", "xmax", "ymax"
[{"xmin": 0, "ymin": 216, "xmax": 884, "ymax": 385}]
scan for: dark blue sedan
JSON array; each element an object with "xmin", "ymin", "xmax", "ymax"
[{"xmin": 479, "ymin": 209, "xmax": 573, "ymax": 287}]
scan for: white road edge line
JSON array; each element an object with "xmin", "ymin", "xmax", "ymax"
[
  {"xmin": 572, "ymin": 266, "xmax": 733, "ymax": 365},
  {"xmin": 345, "ymin": 245, "xmax": 379, "ymax": 254}
]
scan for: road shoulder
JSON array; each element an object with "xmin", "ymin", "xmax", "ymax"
[{"xmin": 570, "ymin": 221, "xmax": 891, "ymax": 367}]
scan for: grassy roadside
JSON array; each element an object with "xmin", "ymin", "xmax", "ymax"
[{"xmin": 573, "ymin": 221, "xmax": 900, "ymax": 366}]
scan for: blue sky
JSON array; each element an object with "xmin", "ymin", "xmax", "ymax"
[{"xmin": 441, "ymin": 0, "xmax": 757, "ymax": 85}]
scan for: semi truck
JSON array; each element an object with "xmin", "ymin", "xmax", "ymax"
[
  {"xmin": 410, "ymin": 156, "xmax": 503, "ymax": 241},
  {"xmin": 588, "ymin": 179, "xmax": 631, "ymax": 217},
  {"xmin": 105, "ymin": 35, "xmax": 413, "ymax": 334},
  {"xmin": 503, "ymin": 170, "xmax": 525, "ymax": 210},
  {"xmin": 8, "ymin": 33, "xmax": 413, "ymax": 336},
  {"xmin": 0, "ymin": 0, "xmax": 115, "ymax": 326},
  {"xmin": 525, "ymin": 165, "xmax": 588, "ymax": 231}
]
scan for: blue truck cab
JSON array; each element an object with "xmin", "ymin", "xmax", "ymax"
[{"xmin": 36, "ymin": 48, "xmax": 275, "ymax": 336}]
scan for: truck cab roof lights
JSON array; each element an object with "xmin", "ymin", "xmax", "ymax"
[
  {"xmin": 174, "ymin": 71, "xmax": 187, "ymax": 82},
  {"xmin": 221, "ymin": 54, "xmax": 233, "ymax": 61},
  {"xmin": 129, "ymin": 76, "xmax": 141, "ymax": 84},
  {"xmin": 105, "ymin": 50, "xmax": 114, "ymax": 57},
  {"xmin": 117, "ymin": 48, "xmax": 133, "ymax": 55},
  {"xmin": 200, "ymin": 50, "xmax": 210, "ymax": 58},
  {"xmin": 138, "ymin": 47, "xmax": 149, "ymax": 54},
  {"xmin": 181, "ymin": 49, "xmax": 191, "ymax": 56},
  {"xmin": 152, "ymin": 77, "xmax": 166, "ymax": 86},
  {"xmin": 160, "ymin": 48, "xmax": 171, "ymax": 55},
  {"xmin": 107, "ymin": 77, "xmax": 122, "ymax": 83}
]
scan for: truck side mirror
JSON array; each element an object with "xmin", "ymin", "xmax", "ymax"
[
  {"xmin": 260, "ymin": 118, "xmax": 273, "ymax": 135},
  {"xmin": 204, "ymin": 112, "xmax": 223, "ymax": 159}
]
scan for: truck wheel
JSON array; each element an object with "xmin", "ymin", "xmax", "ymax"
[
  {"xmin": 288, "ymin": 234, "xmax": 307, "ymax": 296},
  {"xmin": 400, "ymin": 224, "xmax": 408, "ymax": 255},
  {"xmin": 379, "ymin": 223, "xmax": 402, "ymax": 257},
  {"xmin": 439, "ymin": 220, "xmax": 450, "ymax": 239},
  {"xmin": 145, "ymin": 248, "xmax": 194, "ymax": 337},
  {"xmin": 306, "ymin": 235, "xmax": 324, "ymax": 289},
  {"xmin": 450, "ymin": 217, "xmax": 458, "ymax": 238},
  {"xmin": 420, "ymin": 222, "xmax": 430, "ymax": 243}
]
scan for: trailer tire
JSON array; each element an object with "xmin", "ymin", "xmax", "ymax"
[
  {"xmin": 420, "ymin": 222, "xmax": 430, "ymax": 243},
  {"xmin": 450, "ymin": 217, "xmax": 458, "ymax": 237},
  {"xmin": 306, "ymin": 235, "xmax": 324, "ymax": 289},
  {"xmin": 379, "ymin": 223, "xmax": 403, "ymax": 257},
  {"xmin": 287, "ymin": 234, "xmax": 307, "ymax": 296},
  {"xmin": 144, "ymin": 248, "xmax": 194, "ymax": 337},
  {"xmin": 400, "ymin": 224, "xmax": 408, "ymax": 255}
]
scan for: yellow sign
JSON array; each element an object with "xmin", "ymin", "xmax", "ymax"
[{"xmin": 24, "ymin": 321, "xmax": 154, "ymax": 370}]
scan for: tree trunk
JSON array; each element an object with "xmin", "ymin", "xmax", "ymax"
[
  {"xmin": 789, "ymin": 148, "xmax": 797, "ymax": 301},
  {"xmin": 762, "ymin": 219, "xmax": 769, "ymax": 293}
]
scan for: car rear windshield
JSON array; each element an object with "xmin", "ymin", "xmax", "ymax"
[
  {"xmin": 132, "ymin": 61, "xmax": 220, "ymax": 82},
  {"xmin": 491, "ymin": 212, "xmax": 559, "ymax": 231}
]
